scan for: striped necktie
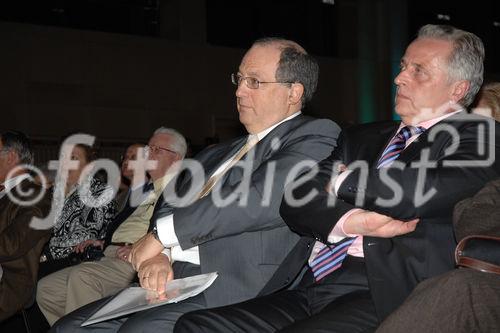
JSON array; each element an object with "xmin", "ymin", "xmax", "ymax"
[
  {"xmin": 309, "ymin": 125, "xmax": 425, "ymax": 282},
  {"xmin": 377, "ymin": 126, "xmax": 425, "ymax": 168},
  {"xmin": 198, "ymin": 135, "xmax": 258, "ymax": 199},
  {"xmin": 310, "ymin": 237, "xmax": 356, "ymax": 282}
]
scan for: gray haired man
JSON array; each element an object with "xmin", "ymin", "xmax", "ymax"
[{"xmin": 52, "ymin": 38, "xmax": 340, "ymax": 332}]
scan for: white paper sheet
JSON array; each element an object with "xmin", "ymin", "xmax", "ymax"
[{"xmin": 81, "ymin": 272, "xmax": 218, "ymax": 326}]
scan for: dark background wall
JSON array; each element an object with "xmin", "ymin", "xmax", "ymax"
[
  {"xmin": 0, "ymin": 20, "xmax": 360, "ymax": 145},
  {"xmin": 0, "ymin": 0, "xmax": 498, "ymax": 148}
]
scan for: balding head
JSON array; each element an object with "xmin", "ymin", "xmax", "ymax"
[{"xmin": 252, "ymin": 38, "xmax": 319, "ymax": 106}]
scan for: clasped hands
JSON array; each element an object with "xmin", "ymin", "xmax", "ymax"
[{"xmin": 128, "ymin": 233, "xmax": 174, "ymax": 294}]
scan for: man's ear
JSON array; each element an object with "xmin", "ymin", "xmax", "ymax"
[
  {"xmin": 288, "ymin": 83, "xmax": 304, "ymax": 106},
  {"xmin": 5, "ymin": 150, "xmax": 20, "ymax": 167},
  {"xmin": 450, "ymin": 80, "xmax": 470, "ymax": 103}
]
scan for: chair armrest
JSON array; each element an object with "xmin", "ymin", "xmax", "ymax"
[{"xmin": 455, "ymin": 235, "xmax": 500, "ymax": 275}]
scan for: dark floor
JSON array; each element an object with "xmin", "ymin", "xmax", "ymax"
[{"xmin": 1, "ymin": 303, "xmax": 50, "ymax": 333}]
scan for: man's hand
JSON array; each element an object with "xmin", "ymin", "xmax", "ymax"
[
  {"xmin": 138, "ymin": 253, "xmax": 174, "ymax": 295},
  {"xmin": 343, "ymin": 209, "xmax": 419, "ymax": 238},
  {"xmin": 73, "ymin": 239, "xmax": 104, "ymax": 254},
  {"xmin": 128, "ymin": 233, "xmax": 164, "ymax": 270},
  {"xmin": 116, "ymin": 245, "xmax": 132, "ymax": 262}
]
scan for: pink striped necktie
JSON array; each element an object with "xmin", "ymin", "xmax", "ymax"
[
  {"xmin": 377, "ymin": 126, "xmax": 425, "ymax": 168},
  {"xmin": 309, "ymin": 125, "xmax": 425, "ymax": 282},
  {"xmin": 310, "ymin": 237, "xmax": 356, "ymax": 282}
]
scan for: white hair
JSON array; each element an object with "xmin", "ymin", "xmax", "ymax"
[
  {"xmin": 417, "ymin": 24, "xmax": 485, "ymax": 107},
  {"xmin": 153, "ymin": 127, "xmax": 187, "ymax": 158}
]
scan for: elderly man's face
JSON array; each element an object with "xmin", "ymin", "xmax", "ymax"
[
  {"xmin": 394, "ymin": 38, "xmax": 457, "ymax": 124},
  {"xmin": 146, "ymin": 133, "xmax": 180, "ymax": 181},
  {"xmin": 235, "ymin": 44, "xmax": 296, "ymax": 134}
]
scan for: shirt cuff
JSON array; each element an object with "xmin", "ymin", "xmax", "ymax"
[
  {"xmin": 334, "ymin": 170, "xmax": 353, "ymax": 196},
  {"xmin": 171, "ymin": 246, "xmax": 200, "ymax": 265},
  {"xmin": 161, "ymin": 248, "xmax": 172, "ymax": 262},
  {"xmin": 327, "ymin": 208, "xmax": 363, "ymax": 243},
  {"xmin": 156, "ymin": 214, "xmax": 180, "ymax": 247}
]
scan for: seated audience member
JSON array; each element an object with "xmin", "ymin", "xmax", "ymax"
[
  {"xmin": 36, "ymin": 128, "xmax": 186, "ymax": 326},
  {"xmin": 173, "ymin": 24, "xmax": 500, "ymax": 333},
  {"xmin": 51, "ymin": 37, "xmax": 340, "ymax": 332},
  {"xmin": 38, "ymin": 141, "xmax": 117, "ymax": 277},
  {"xmin": 61, "ymin": 143, "xmax": 147, "ymax": 261},
  {"xmin": 0, "ymin": 131, "xmax": 52, "ymax": 322},
  {"xmin": 377, "ymin": 178, "xmax": 500, "ymax": 332},
  {"xmin": 376, "ymin": 81, "xmax": 500, "ymax": 332},
  {"xmin": 114, "ymin": 143, "xmax": 146, "ymax": 214},
  {"xmin": 472, "ymin": 81, "xmax": 500, "ymax": 121}
]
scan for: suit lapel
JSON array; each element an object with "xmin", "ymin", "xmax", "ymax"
[
  {"xmin": 0, "ymin": 195, "xmax": 10, "ymax": 233},
  {"xmin": 395, "ymin": 115, "xmax": 463, "ymax": 165},
  {"xmin": 201, "ymin": 137, "xmax": 247, "ymax": 181},
  {"xmin": 374, "ymin": 125, "xmax": 400, "ymax": 165},
  {"xmin": 175, "ymin": 136, "xmax": 247, "ymax": 196},
  {"xmin": 0, "ymin": 193, "xmax": 8, "ymax": 207},
  {"xmin": 222, "ymin": 115, "xmax": 306, "ymax": 186},
  {"xmin": 361, "ymin": 122, "xmax": 434, "ymax": 167},
  {"xmin": 396, "ymin": 132, "xmax": 431, "ymax": 165},
  {"xmin": 210, "ymin": 138, "xmax": 247, "ymax": 174},
  {"xmin": 351, "ymin": 123, "xmax": 398, "ymax": 166}
]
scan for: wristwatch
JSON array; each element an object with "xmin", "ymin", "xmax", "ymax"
[{"xmin": 151, "ymin": 226, "xmax": 161, "ymax": 243}]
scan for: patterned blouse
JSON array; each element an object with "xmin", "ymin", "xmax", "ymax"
[{"xmin": 47, "ymin": 177, "xmax": 117, "ymax": 260}]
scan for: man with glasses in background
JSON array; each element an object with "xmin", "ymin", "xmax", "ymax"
[
  {"xmin": 53, "ymin": 37, "xmax": 340, "ymax": 332},
  {"xmin": 37, "ymin": 127, "xmax": 187, "ymax": 326}
]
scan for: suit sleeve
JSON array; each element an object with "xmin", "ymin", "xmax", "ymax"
[
  {"xmin": 0, "ymin": 196, "xmax": 52, "ymax": 262},
  {"xmin": 173, "ymin": 119, "xmax": 340, "ymax": 250},
  {"xmin": 279, "ymin": 130, "xmax": 357, "ymax": 243},
  {"xmin": 338, "ymin": 121, "xmax": 500, "ymax": 221}
]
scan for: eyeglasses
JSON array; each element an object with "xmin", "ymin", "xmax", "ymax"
[
  {"xmin": 145, "ymin": 145, "xmax": 177, "ymax": 156},
  {"xmin": 231, "ymin": 73, "xmax": 294, "ymax": 89}
]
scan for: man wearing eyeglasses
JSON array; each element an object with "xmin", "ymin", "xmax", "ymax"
[
  {"xmin": 52, "ymin": 38, "xmax": 340, "ymax": 332},
  {"xmin": 37, "ymin": 127, "xmax": 187, "ymax": 326},
  {"xmin": 174, "ymin": 25, "xmax": 500, "ymax": 333}
]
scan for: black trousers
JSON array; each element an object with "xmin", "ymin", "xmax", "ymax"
[{"xmin": 175, "ymin": 256, "xmax": 379, "ymax": 333}]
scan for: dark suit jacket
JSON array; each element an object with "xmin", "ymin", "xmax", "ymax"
[
  {"xmin": 0, "ymin": 178, "xmax": 52, "ymax": 322},
  {"xmin": 274, "ymin": 112, "xmax": 500, "ymax": 321},
  {"xmin": 158, "ymin": 115, "xmax": 340, "ymax": 307}
]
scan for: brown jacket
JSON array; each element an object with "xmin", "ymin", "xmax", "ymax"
[
  {"xmin": 453, "ymin": 177, "xmax": 500, "ymax": 240},
  {"xmin": 0, "ymin": 178, "xmax": 52, "ymax": 322}
]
